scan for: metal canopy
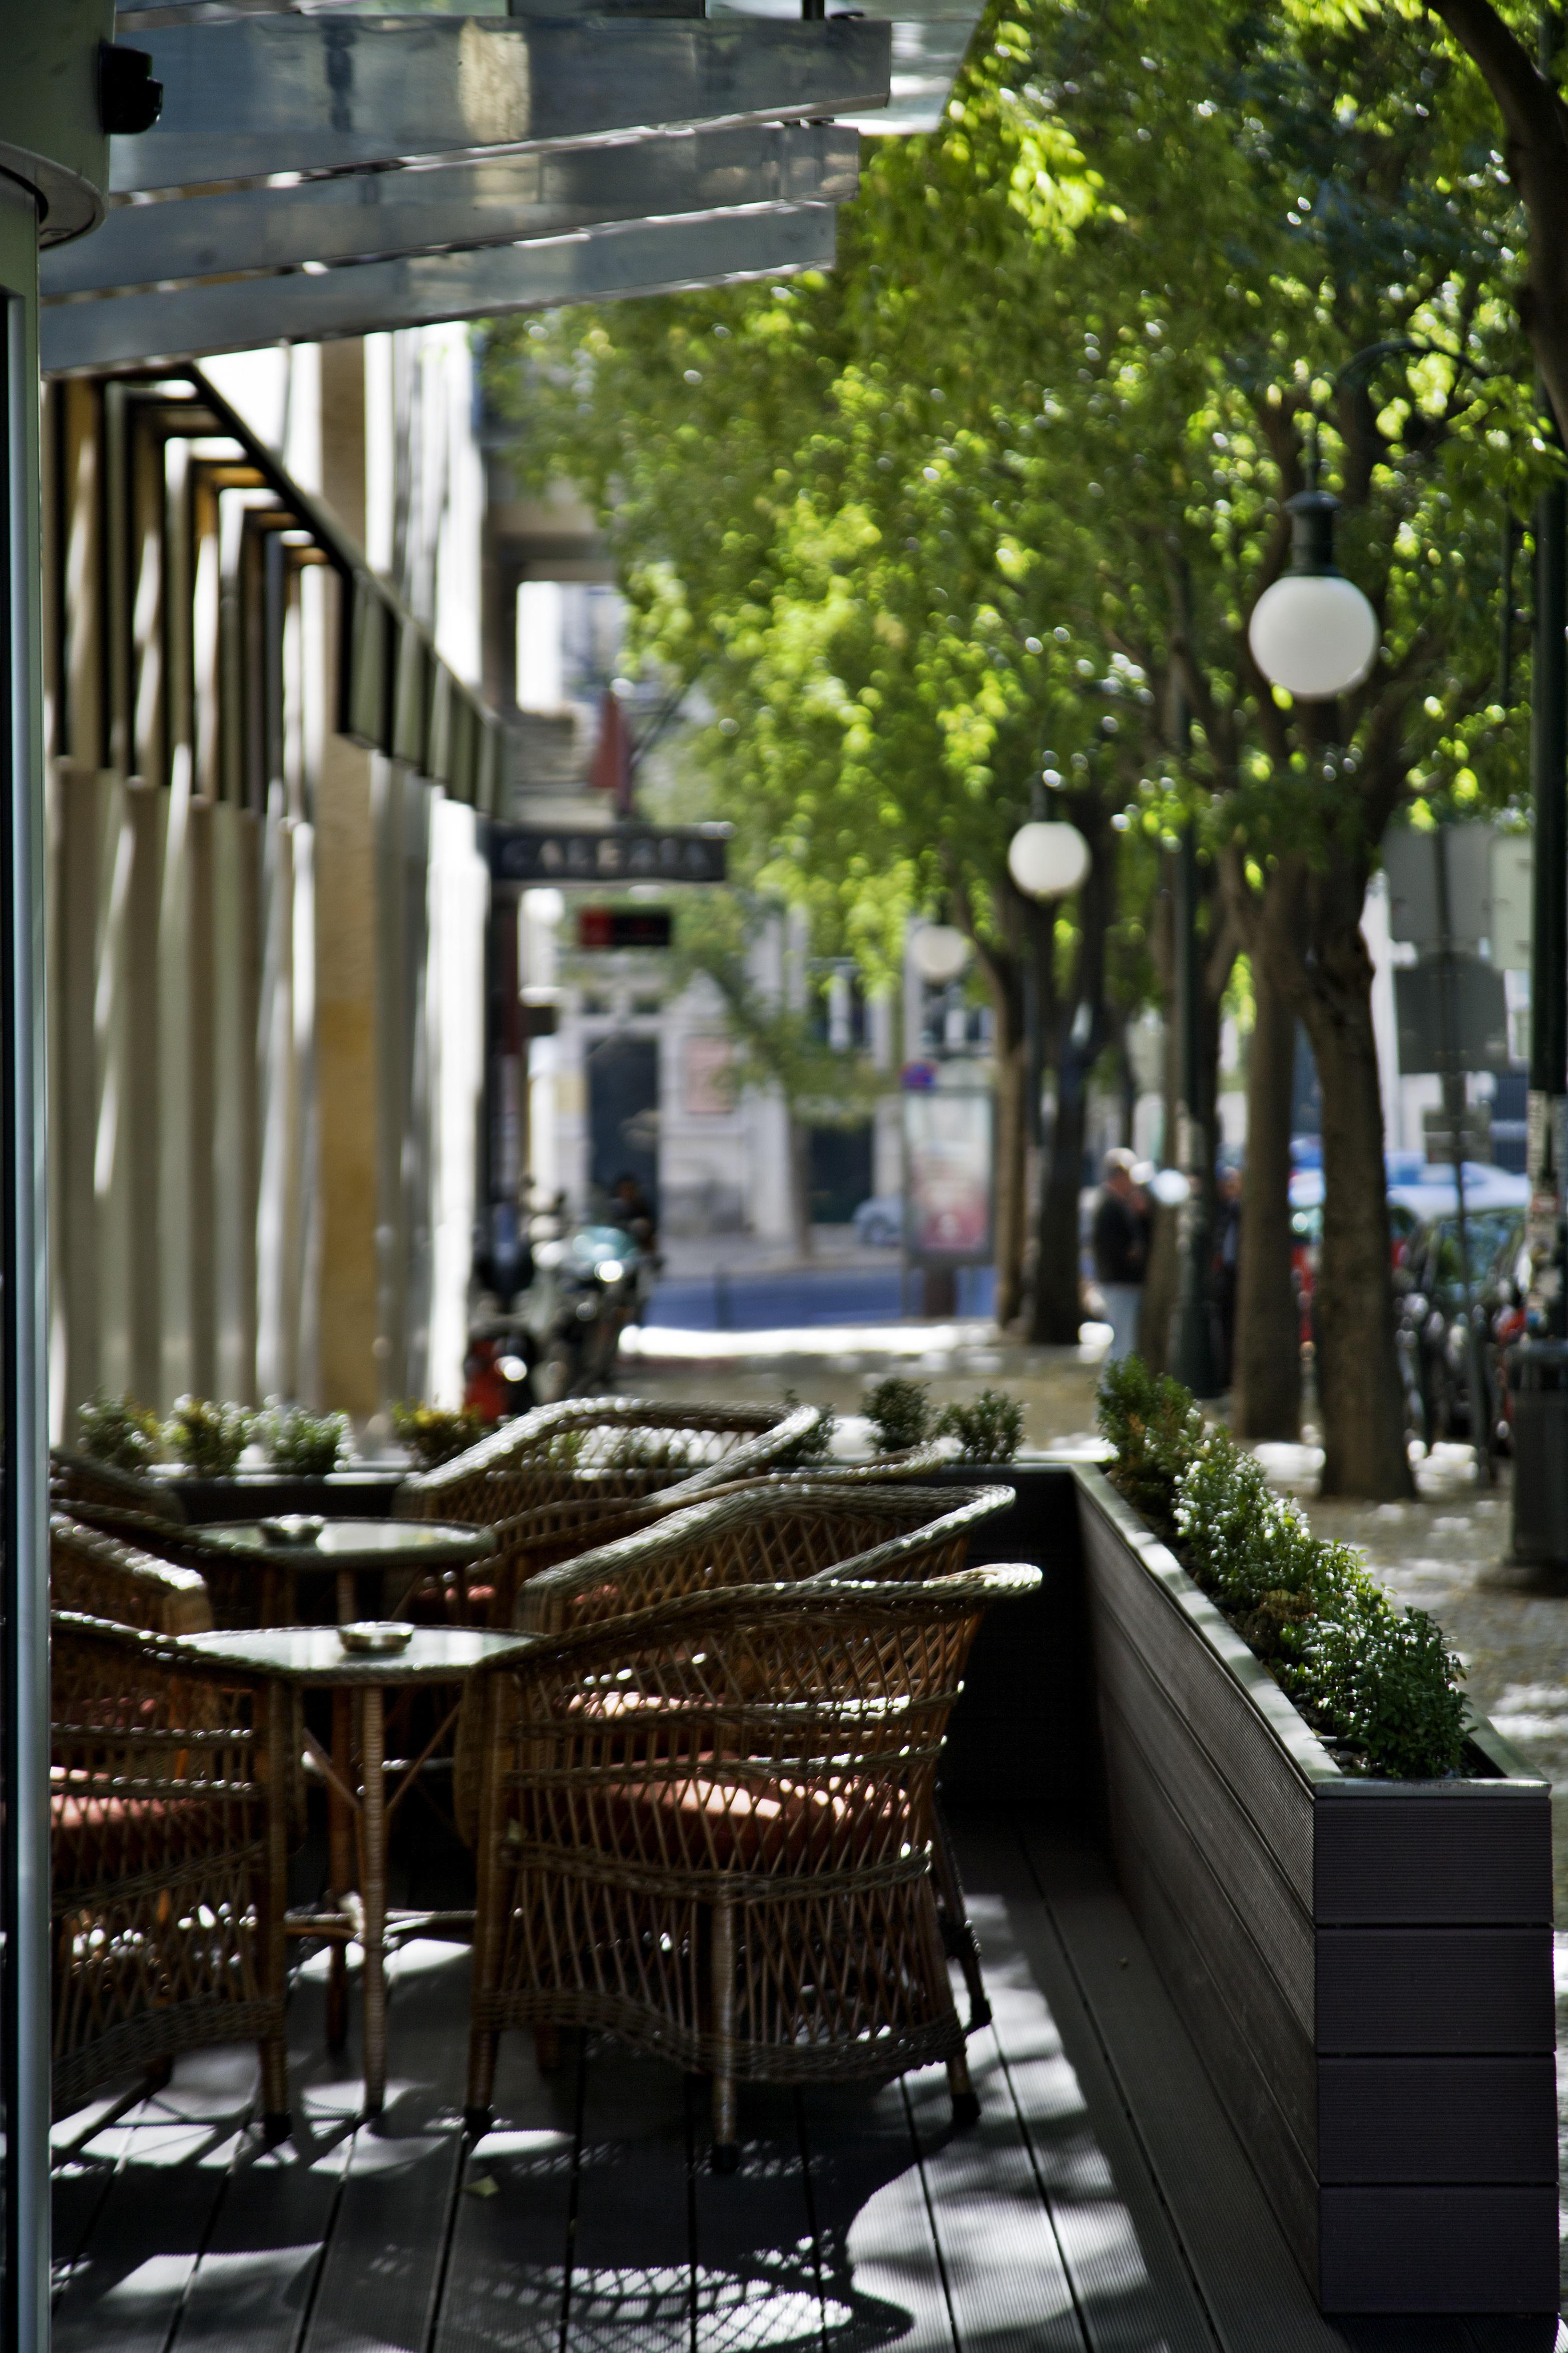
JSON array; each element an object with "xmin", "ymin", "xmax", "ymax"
[
  {"xmin": 108, "ymin": 15, "xmax": 891, "ymax": 191},
  {"xmin": 42, "ymin": 203, "xmax": 838, "ymax": 371},
  {"xmin": 44, "ymin": 121, "xmax": 858, "ymax": 296},
  {"xmin": 710, "ymin": 0, "xmax": 981, "ymax": 134}
]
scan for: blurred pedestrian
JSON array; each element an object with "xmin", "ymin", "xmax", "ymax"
[{"xmin": 1093, "ymin": 1148, "xmax": 1149, "ymax": 1363}]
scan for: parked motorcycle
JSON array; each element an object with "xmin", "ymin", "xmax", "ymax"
[
  {"xmin": 1394, "ymin": 1208, "xmax": 1523, "ymax": 1450},
  {"xmin": 512, "ymin": 1220, "xmax": 651, "ymax": 1404}
]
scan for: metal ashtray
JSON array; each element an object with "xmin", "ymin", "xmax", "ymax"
[
  {"xmin": 259, "ymin": 1513, "xmax": 325, "ymax": 1545},
  {"xmin": 337, "ymin": 1620, "xmax": 414, "ymax": 1656}
]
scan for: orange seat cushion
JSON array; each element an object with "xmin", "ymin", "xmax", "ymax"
[
  {"xmin": 590, "ymin": 1770, "xmax": 907, "ymax": 1872},
  {"xmin": 51, "ymin": 1774, "xmax": 240, "ymax": 1886}
]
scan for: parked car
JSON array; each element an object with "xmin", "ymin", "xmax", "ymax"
[{"xmin": 852, "ymin": 1194, "xmax": 904, "ymax": 1248}]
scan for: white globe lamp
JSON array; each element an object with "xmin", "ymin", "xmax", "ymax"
[
  {"xmin": 1247, "ymin": 486, "xmax": 1378, "ymax": 701},
  {"xmin": 909, "ymin": 922, "xmax": 970, "ymax": 984},
  {"xmin": 1008, "ymin": 819, "xmax": 1091, "ymax": 902}
]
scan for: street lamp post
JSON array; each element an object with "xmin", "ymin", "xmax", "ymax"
[
  {"xmin": 1008, "ymin": 788, "xmax": 1091, "ymax": 1321},
  {"xmin": 1169, "ymin": 687, "xmax": 1224, "ymax": 1396}
]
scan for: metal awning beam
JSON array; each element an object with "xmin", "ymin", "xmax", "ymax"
[
  {"xmin": 42, "ymin": 203, "xmax": 838, "ymax": 374},
  {"xmin": 46, "ymin": 121, "xmax": 858, "ymax": 297},
  {"xmin": 108, "ymin": 16, "xmax": 890, "ymax": 193}
]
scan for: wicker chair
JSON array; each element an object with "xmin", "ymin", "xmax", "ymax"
[
  {"xmin": 51, "ymin": 1611, "xmax": 293, "ymax": 2135},
  {"xmin": 464, "ymin": 1564, "xmax": 1039, "ymax": 2167},
  {"xmin": 51, "ymin": 1511, "xmax": 213, "ymax": 1637},
  {"xmin": 51, "ymin": 1447, "xmax": 187, "ymax": 1523},
  {"xmin": 397, "ymin": 1396, "xmax": 823, "ymax": 1529},
  {"xmin": 439, "ymin": 1441, "xmax": 956, "ymax": 1631},
  {"xmin": 56, "ymin": 1501, "xmax": 284, "ymax": 1632},
  {"xmin": 450, "ymin": 1482, "xmax": 1011, "ymax": 1829},
  {"xmin": 509, "ymin": 1479, "xmax": 1013, "ymax": 1637}
]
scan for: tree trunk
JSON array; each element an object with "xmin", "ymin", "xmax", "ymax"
[
  {"xmin": 1138, "ymin": 961, "xmax": 1180, "ymax": 1371},
  {"xmin": 988, "ymin": 979, "xmax": 1028, "ymax": 1328},
  {"xmin": 1298, "ymin": 935, "xmax": 1411, "ymax": 1498},
  {"xmin": 1032, "ymin": 1048, "xmax": 1089, "ymax": 1341},
  {"xmin": 787, "ymin": 1115, "xmax": 813, "ymax": 1262},
  {"xmin": 1232, "ymin": 955, "xmax": 1301, "ymax": 1440},
  {"xmin": 1139, "ymin": 1204, "xmax": 1179, "ymax": 1373},
  {"xmin": 1257, "ymin": 853, "xmax": 1412, "ymax": 1499}
]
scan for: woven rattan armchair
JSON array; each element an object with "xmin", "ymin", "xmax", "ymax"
[
  {"xmin": 57, "ymin": 1502, "xmax": 283, "ymax": 1632},
  {"xmin": 51, "ymin": 1446, "xmax": 186, "ymax": 1522},
  {"xmin": 51, "ymin": 1612, "xmax": 294, "ymax": 2135},
  {"xmin": 446, "ymin": 1441, "xmax": 958, "ymax": 1631},
  {"xmin": 396, "ymin": 1396, "xmax": 823, "ymax": 1531},
  {"xmin": 51, "ymin": 1511, "xmax": 213, "ymax": 1637},
  {"xmin": 510, "ymin": 1480, "xmax": 1014, "ymax": 1637},
  {"xmin": 464, "ymin": 1565, "xmax": 1038, "ymax": 2168}
]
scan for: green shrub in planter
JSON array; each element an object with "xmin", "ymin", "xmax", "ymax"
[
  {"xmin": 1098, "ymin": 1357, "xmax": 1466, "ymax": 1779},
  {"xmin": 603, "ymin": 1429, "xmax": 694, "ymax": 1473},
  {"xmin": 864, "ymin": 1376, "xmax": 934, "ymax": 1454},
  {"xmin": 77, "ymin": 1392, "xmax": 162, "ymax": 1472},
  {"xmin": 774, "ymin": 1391, "xmax": 836, "ymax": 1468},
  {"xmin": 164, "ymin": 1396, "xmax": 256, "ymax": 1479},
  {"xmin": 266, "ymin": 1404, "xmax": 349, "ymax": 1477},
  {"xmin": 935, "ymin": 1388, "xmax": 1024, "ymax": 1464},
  {"xmin": 391, "ymin": 1402, "xmax": 491, "ymax": 1471}
]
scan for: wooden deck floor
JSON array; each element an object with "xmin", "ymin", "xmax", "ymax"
[{"xmin": 50, "ymin": 1817, "xmax": 1566, "ymax": 2353}]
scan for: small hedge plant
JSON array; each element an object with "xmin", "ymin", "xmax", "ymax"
[
  {"xmin": 864, "ymin": 1376, "xmax": 934, "ymax": 1453},
  {"xmin": 266, "ymin": 1404, "xmax": 349, "ymax": 1477},
  {"xmin": 937, "ymin": 1388, "xmax": 1025, "ymax": 1465},
  {"xmin": 774, "ymin": 1391, "xmax": 836, "ymax": 1468},
  {"xmin": 164, "ymin": 1396, "xmax": 256, "ymax": 1478},
  {"xmin": 392, "ymin": 1403, "xmax": 491, "ymax": 1471},
  {"xmin": 1097, "ymin": 1358, "xmax": 1466, "ymax": 1780},
  {"xmin": 78, "ymin": 1392, "xmax": 162, "ymax": 1472},
  {"xmin": 863, "ymin": 1377, "xmax": 1024, "ymax": 1463}
]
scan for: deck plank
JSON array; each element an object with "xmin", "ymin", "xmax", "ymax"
[
  {"xmin": 953, "ymin": 1819, "xmax": 1219, "ymax": 2353},
  {"xmin": 431, "ymin": 2014, "xmax": 580, "ymax": 2353},
  {"xmin": 563, "ymin": 2040, "xmax": 695, "ymax": 2353},
  {"xmin": 690, "ymin": 2081, "xmax": 825, "ymax": 2353},
  {"xmin": 51, "ymin": 2044, "xmax": 261, "ymax": 2353},
  {"xmin": 802, "ymin": 2074, "xmax": 957, "ymax": 2353},
  {"xmin": 901, "ymin": 2020, "xmax": 1088, "ymax": 2353},
  {"xmin": 1015, "ymin": 1825, "xmax": 1353, "ymax": 2353},
  {"xmin": 296, "ymin": 1939, "xmax": 474, "ymax": 2353}
]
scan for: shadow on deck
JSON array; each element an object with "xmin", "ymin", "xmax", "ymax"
[{"xmin": 49, "ymin": 1814, "xmax": 1564, "ymax": 2353}]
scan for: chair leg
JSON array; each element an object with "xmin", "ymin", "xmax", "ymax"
[
  {"xmin": 931, "ymin": 1809, "xmax": 990, "ymax": 2032},
  {"xmin": 464, "ymin": 2029, "xmax": 499, "ymax": 2138},
  {"xmin": 259, "ymin": 2037, "xmax": 291, "ymax": 2143},
  {"xmin": 710, "ymin": 1897, "xmax": 738, "ymax": 2173},
  {"xmin": 464, "ymin": 1672, "xmax": 508, "ymax": 2139},
  {"xmin": 947, "ymin": 2050, "xmax": 979, "ymax": 2128}
]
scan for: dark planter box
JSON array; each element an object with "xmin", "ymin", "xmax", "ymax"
[
  {"xmin": 151, "ymin": 1467, "xmax": 406, "ymax": 1523},
  {"xmin": 1073, "ymin": 1464, "xmax": 1557, "ymax": 2316}
]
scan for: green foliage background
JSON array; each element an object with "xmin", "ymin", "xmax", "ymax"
[{"xmin": 486, "ymin": 0, "xmax": 1551, "ymax": 983}]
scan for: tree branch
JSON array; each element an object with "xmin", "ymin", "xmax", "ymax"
[{"xmin": 1429, "ymin": 0, "xmax": 1568, "ymax": 158}]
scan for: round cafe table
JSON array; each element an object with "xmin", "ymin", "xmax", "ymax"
[
  {"xmin": 191, "ymin": 1516, "xmax": 496, "ymax": 1628},
  {"xmin": 176, "ymin": 1623, "xmax": 536, "ymax": 2114}
]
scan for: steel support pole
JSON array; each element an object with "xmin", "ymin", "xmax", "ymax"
[
  {"xmin": 0, "ymin": 176, "xmax": 52, "ymax": 2353},
  {"xmin": 1526, "ymin": 445, "xmax": 1568, "ymax": 1334}
]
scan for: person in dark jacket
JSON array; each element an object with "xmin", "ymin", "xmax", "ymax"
[{"xmin": 1093, "ymin": 1148, "xmax": 1149, "ymax": 1363}]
